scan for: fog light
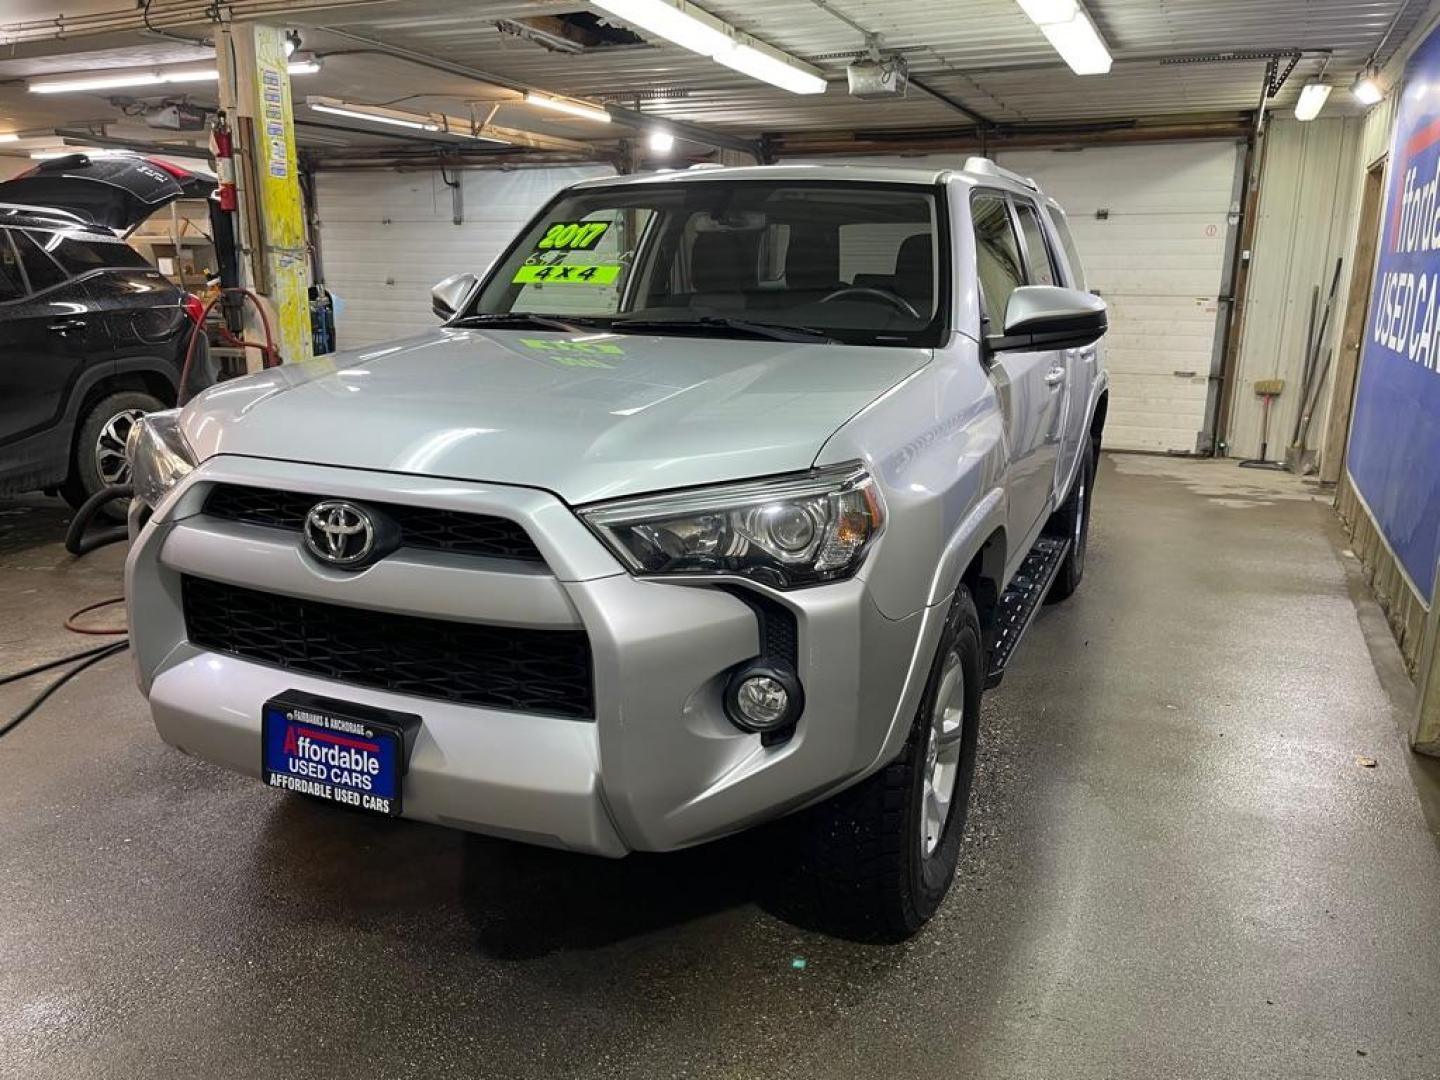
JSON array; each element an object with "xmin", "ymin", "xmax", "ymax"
[{"xmin": 723, "ymin": 663, "xmax": 803, "ymax": 733}]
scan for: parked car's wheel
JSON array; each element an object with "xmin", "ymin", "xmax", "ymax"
[
  {"xmin": 1044, "ymin": 446, "xmax": 1095, "ymax": 604},
  {"xmin": 62, "ymin": 391, "xmax": 165, "ymax": 520},
  {"xmin": 795, "ymin": 585, "xmax": 983, "ymax": 940}
]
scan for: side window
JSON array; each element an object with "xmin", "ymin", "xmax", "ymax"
[
  {"xmin": 1047, "ymin": 206, "xmax": 1087, "ymax": 291},
  {"xmin": 970, "ymin": 193, "xmax": 1025, "ymax": 324},
  {"xmin": 1013, "ymin": 201, "xmax": 1059, "ymax": 287},
  {"xmin": 0, "ymin": 233, "xmax": 26, "ymax": 302},
  {"xmin": 43, "ymin": 231, "xmax": 150, "ymax": 275},
  {"xmin": 16, "ymin": 231, "xmax": 68, "ymax": 292}
]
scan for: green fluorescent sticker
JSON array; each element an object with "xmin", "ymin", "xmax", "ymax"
[
  {"xmin": 537, "ymin": 221, "xmax": 610, "ymax": 251},
  {"xmin": 512, "ymin": 263, "xmax": 621, "ymax": 285}
]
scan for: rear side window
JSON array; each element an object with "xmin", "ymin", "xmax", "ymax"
[
  {"xmin": 971, "ymin": 193, "xmax": 1025, "ymax": 324},
  {"xmin": 0, "ymin": 233, "xmax": 24, "ymax": 302},
  {"xmin": 15, "ymin": 231, "xmax": 68, "ymax": 292},
  {"xmin": 1013, "ymin": 201, "xmax": 1059, "ymax": 287},
  {"xmin": 1048, "ymin": 206, "xmax": 1087, "ymax": 290},
  {"xmin": 36, "ymin": 230, "xmax": 151, "ymax": 275}
]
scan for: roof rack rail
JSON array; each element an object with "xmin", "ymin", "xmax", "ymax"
[
  {"xmin": 963, "ymin": 156, "xmax": 1039, "ymax": 192},
  {"xmin": 0, "ymin": 201, "xmax": 88, "ymax": 223}
]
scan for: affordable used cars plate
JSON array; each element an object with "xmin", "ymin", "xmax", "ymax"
[{"xmin": 261, "ymin": 690, "xmax": 419, "ymax": 817}]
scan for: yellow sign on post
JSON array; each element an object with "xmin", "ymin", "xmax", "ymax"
[{"xmin": 247, "ymin": 23, "xmax": 312, "ymax": 366}]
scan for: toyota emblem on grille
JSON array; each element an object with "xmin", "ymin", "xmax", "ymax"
[{"xmin": 304, "ymin": 501, "xmax": 376, "ymax": 567}]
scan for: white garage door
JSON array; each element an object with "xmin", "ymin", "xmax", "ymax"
[
  {"xmin": 999, "ymin": 145, "xmax": 1239, "ymax": 453},
  {"xmin": 315, "ymin": 165, "xmax": 613, "ymax": 349},
  {"xmin": 787, "ymin": 144, "xmax": 1241, "ymax": 453}
]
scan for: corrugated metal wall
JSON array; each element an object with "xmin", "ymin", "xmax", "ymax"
[
  {"xmin": 1226, "ymin": 117, "xmax": 1364, "ymax": 461},
  {"xmin": 315, "ymin": 164, "xmax": 613, "ymax": 349}
]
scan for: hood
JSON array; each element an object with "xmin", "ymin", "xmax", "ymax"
[
  {"xmin": 0, "ymin": 152, "xmax": 215, "ymax": 232},
  {"xmin": 182, "ymin": 328, "xmax": 931, "ymax": 504}
]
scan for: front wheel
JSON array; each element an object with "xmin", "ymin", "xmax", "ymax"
[
  {"xmin": 793, "ymin": 585, "xmax": 983, "ymax": 940},
  {"xmin": 1045, "ymin": 446, "xmax": 1094, "ymax": 604}
]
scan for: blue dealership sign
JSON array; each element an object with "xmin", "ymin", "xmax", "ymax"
[{"xmin": 1350, "ymin": 26, "xmax": 1440, "ymax": 600}]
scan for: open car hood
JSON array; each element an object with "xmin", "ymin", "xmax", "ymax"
[{"xmin": 0, "ymin": 152, "xmax": 216, "ymax": 232}]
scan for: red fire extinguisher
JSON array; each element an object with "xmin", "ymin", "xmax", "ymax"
[{"xmin": 212, "ymin": 113, "xmax": 237, "ymax": 213}]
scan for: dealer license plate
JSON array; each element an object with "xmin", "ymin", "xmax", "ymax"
[{"xmin": 261, "ymin": 690, "xmax": 419, "ymax": 818}]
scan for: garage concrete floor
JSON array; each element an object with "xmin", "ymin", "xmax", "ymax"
[{"xmin": 2, "ymin": 454, "xmax": 1439, "ymax": 1080}]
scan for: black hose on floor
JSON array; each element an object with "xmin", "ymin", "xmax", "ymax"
[
  {"xmin": 64, "ymin": 484, "xmax": 134, "ymax": 556},
  {"xmin": 0, "ymin": 641, "xmax": 130, "ymax": 740}
]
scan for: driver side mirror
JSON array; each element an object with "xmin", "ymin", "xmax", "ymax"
[
  {"xmin": 432, "ymin": 272, "xmax": 478, "ymax": 320},
  {"xmin": 988, "ymin": 286, "xmax": 1107, "ymax": 353}
]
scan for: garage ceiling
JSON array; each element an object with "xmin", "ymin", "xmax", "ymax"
[{"xmin": 0, "ymin": 0, "xmax": 1429, "ymax": 159}]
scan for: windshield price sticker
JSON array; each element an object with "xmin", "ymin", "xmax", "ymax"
[
  {"xmin": 513, "ymin": 263, "xmax": 621, "ymax": 285},
  {"xmin": 537, "ymin": 221, "xmax": 610, "ymax": 251}
]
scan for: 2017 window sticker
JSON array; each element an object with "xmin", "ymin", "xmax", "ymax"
[{"xmin": 536, "ymin": 221, "xmax": 610, "ymax": 251}]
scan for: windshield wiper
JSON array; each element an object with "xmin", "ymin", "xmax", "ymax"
[
  {"xmin": 609, "ymin": 315, "xmax": 836, "ymax": 344},
  {"xmin": 451, "ymin": 312, "xmax": 594, "ymax": 334}
]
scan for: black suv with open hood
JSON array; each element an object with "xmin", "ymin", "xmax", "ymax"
[{"xmin": 0, "ymin": 152, "xmax": 213, "ymax": 512}]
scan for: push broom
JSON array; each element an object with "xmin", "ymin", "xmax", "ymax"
[{"xmin": 1238, "ymin": 378, "xmax": 1287, "ymax": 470}]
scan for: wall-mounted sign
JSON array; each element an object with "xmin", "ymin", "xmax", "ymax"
[{"xmin": 1350, "ymin": 25, "xmax": 1440, "ymax": 600}]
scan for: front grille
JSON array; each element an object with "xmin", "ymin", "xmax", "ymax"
[
  {"xmin": 182, "ymin": 576, "xmax": 593, "ymax": 719},
  {"xmin": 203, "ymin": 484, "xmax": 545, "ymax": 563}
]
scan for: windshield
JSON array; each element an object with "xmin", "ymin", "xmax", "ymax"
[{"xmin": 465, "ymin": 180, "xmax": 947, "ymax": 347}]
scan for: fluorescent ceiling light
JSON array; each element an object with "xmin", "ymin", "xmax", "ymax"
[
  {"xmin": 524, "ymin": 92, "xmax": 612, "ymax": 122},
  {"xmin": 592, "ymin": 0, "xmax": 732, "ymax": 56},
  {"xmin": 1018, "ymin": 0, "xmax": 1078, "ymax": 19},
  {"xmin": 1352, "ymin": 72, "xmax": 1385, "ymax": 106},
  {"xmin": 29, "ymin": 59, "xmax": 319, "ymax": 94},
  {"xmin": 1015, "ymin": 0, "xmax": 1112, "ymax": 76},
  {"xmin": 648, "ymin": 128, "xmax": 675, "ymax": 152},
  {"xmin": 716, "ymin": 43, "xmax": 826, "ymax": 94},
  {"xmin": 1294, "ymin": 81, "xmax": 1333, "ymax": 121},
  {"xmin": 591, "ymin": 0, "xmax": 827, "ymax": 95},
  {"xmin": 308, "ymin": 98, "xmax": 441, "ymax": 131},
  {"xmin": 31, "ymin": 148, "xmax": 106, "ymax": 159},
  {"xmin": 0, "ymin": 134, "xmax": 18, "ymax": 143}
]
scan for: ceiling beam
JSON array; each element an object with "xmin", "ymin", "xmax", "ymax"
[{"xmin": 313, "ymin": 27, "xmax": 763, "ymax": 161}]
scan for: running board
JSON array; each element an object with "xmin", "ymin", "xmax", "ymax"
[{"xmin": 984, "ymin": 535, "xmax": 1070, "ymax": 689}]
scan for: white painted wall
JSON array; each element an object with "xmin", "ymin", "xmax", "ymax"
[
  {"xmin": 314, "ymin": 164, "xmax": 613, "ymax": 349},
  {"xmin": 1226, "ymin": 116, "xmax": 1364, "ymax": 461},
  {"xmin": 787, "ymin": 145, "xmax": 1241, "ymax": 453}
]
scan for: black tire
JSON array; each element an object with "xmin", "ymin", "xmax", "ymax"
[
  {"xmin": 61, "ymin": 391, "xmax": 165, "ymax": 521},
  {"xmin": 793, "ymin": 585, "xmax": 983, "ymax": 941},
  {"xmin": 1045, "ymin": 446, "xmax": 1094, "ymax": 604}
]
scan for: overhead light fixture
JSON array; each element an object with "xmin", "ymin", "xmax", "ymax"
[
  {"xmin": 30, "ymin": 148, "xmax": 106, "ymax": 159},
  {"xmin": 591, "ymin": 0, "xmax": 827, "ymax": 95},
  {"xmin": 1014, "ymin": 0, "xmax": 1112, "ymax": 76},
  {"xmin": 592, "ymin": 0, "xmax": 732, "ymax": 55},
  {"xmin": 0, "ymin": 134, "xmax": 18, "ymax": 143},
  {"xmin": 286, "ymin": 55, "xmax": 323, "ymax": 76},
  {"xmin": 29, "ymin": 59, "xmax": 319, "ymax": 94},
  {"xmin": 1352, "ymin": 71, "xmax": 1385, "ymax": 106},
  {"xmin": 308, "ymin": 98, "xmax": 442, "ymax": 131},
  {"xmin": 648, "ymin": 128, "xmax": 675, "ymax": 152},
  {"xmin": 717, "ymin": 44, "xmax": 826, "ymax": 94},
  {"xmin": 524, "ymin": 92, "xmax": 612, "ymax": 122},
  {"xmin": 1294, "ymin": 81, "xmax": 1333, "ymax": 121}
]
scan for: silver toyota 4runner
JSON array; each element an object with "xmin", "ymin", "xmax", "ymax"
[{"xmin": 125, "ymin": 161, "xmax": 1108, "ymax": 937}]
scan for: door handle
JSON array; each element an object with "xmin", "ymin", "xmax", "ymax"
[
  {"xmin": 1043, "ymin": 366, "xmax": 1066, "ymax": 387},
  {"xmin": 47, "ymin": 318, "xmax": 87, "ymax": 334}
]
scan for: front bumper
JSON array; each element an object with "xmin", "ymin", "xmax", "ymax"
[{"xmin": 126, "ymin": 457, "xmax": 942, "ymax": 855}]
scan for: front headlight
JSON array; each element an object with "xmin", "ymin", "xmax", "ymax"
[
  {"xmin": 126, "ymin": 409, "xmax": 197, "ymax": 509},
  {"xmin": 579, "ymin": 463, "xmax": 884, "ymax": 589}
]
